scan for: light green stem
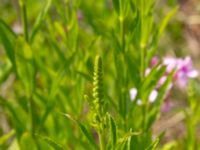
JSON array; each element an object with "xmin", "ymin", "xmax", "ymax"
[
  {"xmin": 99, "ymin": 132, "xmax": 105, "ymax": 150},
  {"xmin": 140, "ymin": 46, "xmax": 145, "ymax": 80},
  {"xmin": 21, "ymin": 3, "xmax": 29, "ymax": 42}
]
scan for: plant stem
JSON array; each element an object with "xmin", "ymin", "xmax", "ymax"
[
  {"xmin": 119, "ymin": 0, "xmax": 127, "ymax": 124},
  {"xmin": 140, "ymin": 46, "xmax": 145, "ymax": 80},
  {"xmin": 21, "ymin": 3, "xmax": 29, "ymax": 42},
  {"xmin": 99, "ymin": 132, "xmax": 105, "ymax": 150},
  {"xmin": 29, "ymin": 96, "xmax": 34, "ymax": 136},
  {"xmin": 142, "ymin": 104, "xmax": 147, "ymax": 131},
  {"xmin": 120, "ymin": 17, "xmax": 125, "ymax": 54}
]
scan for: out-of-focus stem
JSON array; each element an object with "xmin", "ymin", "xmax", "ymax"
[
  {"xmin": 21, "ymin": 3, "xmax": 29, "ymax": 42},
  {"xmin": 99, "ymin": 132, "xmax": 105, "ymax": 150},
  {"xmin": 140, "ymin": 46, "xmax": 145, "ymax": 80}
]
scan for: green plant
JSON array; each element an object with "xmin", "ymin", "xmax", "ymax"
[{"xmin": 0, "ymin": 0, "xmax": 199, "ymax": 149}]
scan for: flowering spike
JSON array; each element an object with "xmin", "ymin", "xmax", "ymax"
[{"xmin": 93, "ymin": 55, "xmax": 104, "ymax": 117}]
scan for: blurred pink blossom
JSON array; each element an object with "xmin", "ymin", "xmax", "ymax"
[
  {"xmin": 129, "ymin": 56, "xmax": 198, "ymax": 105},
  {"xmin": 161, "ymin": 99, "xmax": 173, "ymax": 112},
  {"xmin": 77, "ymin": 10, "xmax": 83, "ymax": 21},
  {"xmin": 174, "ymin": 56, "xmax": 198, "ymax": 87},
  {"xmin": 151, "ymin": 56, "xmax": 158, "ymax": 67},
  {"xmin": 153, "ymin": 56, "xmax": 198, "ymax": 88},
  {"xmin": 163, "ymin": 57, "xmax": 178, "ymax": 73}
]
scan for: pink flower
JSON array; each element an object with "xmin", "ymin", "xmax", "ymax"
[
  {"xmin": 161, "ymin": 56, "xmax": 198, "ymax": 88},
  {"xmin": 129, "ymin": 56, "xmax": 198, "ymax": 106},
  {"xmin": 174, "ymin": 57, "xmax": 198, "ymax": 87},
  {"xmin": 161, "ymin": 99, "xmax": 173, "ymax": 112},
  {"xmin": 163, "ymin": 57, "xmax": 178, "ymax": 73},
  {"xmin": 151, "ymin": 56, "xmax": 158, "ymax": 67}
]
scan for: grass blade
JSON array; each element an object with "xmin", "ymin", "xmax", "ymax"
[
  {"xmin": 30, "ymin": 0, "xmax": 52, "ymax": 42},
  {"xmin": 64, "ymin": 114, "xmax": 98, "ymax": 149}
]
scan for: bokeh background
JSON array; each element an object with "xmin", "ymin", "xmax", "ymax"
[{"xmin": 0, "ymin": 0, "xmax": 200, "ymax": 149}]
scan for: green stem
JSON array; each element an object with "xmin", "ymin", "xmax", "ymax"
[
  {"xmin": 99, "ymin": 132, "xmax": 105, "ymax": 150},
  {"xmin": 21, "ymin": 4, "xmax": 29, "ymax": 42},
  {"xmin": 120, "ymin": 17, "xmax": 125, "ymax": 54},
  {"xmin": 140, "ymin": 46, "xmax": 145, "ymax": 80},
  {"xmin": 142, "ymin": 104, "xmax": 147, "ymax": 131},
  {"xmin": 119, "ymin": 1, "xmax": 127, "ymax": 122},
  {"xmin": 29, "ymin": 96, "xmax": 34, "ymax": 136}
]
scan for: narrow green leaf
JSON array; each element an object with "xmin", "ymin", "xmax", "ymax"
[
  {"xmin": 76, "ymin": 70, "xmax": 93, "ymax": 81},
  {"xmin": 15, "ymin": 37, "xmax": 36, "ymax": 96},
  {"xmin": 158, "ymin": 6, "xmax": 178, "ymax": 38},
  {"xmin": 30, "ymin": 0, "xmax": 52, "ymax": 42},
  {"xmin": 155, "ymin": 69, "xmax": 175, "ymax": 106},
  {"xmin": 64, "ymin": 114, "xmax": 98, "ymax": 149},
  {"xmin": 0, "ymin": 60, "xmax": 12, "ymax": 84},
  {"xmin": 109, "ymin": 115, "xmax": 117, "ymax": 148},
  {"xmin": 20, "ymin": 132, "xmax": 37, "ymax": 150},
  {"xmin": 0, "ymin": 19, "xmax": 17, "ymax": 38},
  {"xmin": 0, "ymin": 22, "xmax": 16, "ymax": 68},
  {"xmin": 112, "ymin": 0, "xmax": 120, "ymax": 13},
  {"xmin": 126, "ymin": 129, "xmax": 132, "ymax": 150},
  {"xmin": 145, "ymin": 138, "xmax": 159, "ymax": 150},
  {"xmin": 118, "ymin": 131, "xmax": 141, "ymax": 144},
  {"xmin": 35, "ymin": 134, "xmax": 64, "ymax": 150},
  {"xmin": 0, "ymin": 130, "xmax": 15, "ymax": 145}
]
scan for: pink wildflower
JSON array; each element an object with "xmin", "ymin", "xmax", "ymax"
[
  {"xmin": 151, "ymin": 56, "xmax": 158, "ymax": 67},
  {"xmin": 174, "ymin": 57, "xmax": 198, "ymax": 87}
]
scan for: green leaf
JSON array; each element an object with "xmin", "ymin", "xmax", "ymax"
[
  {"xmin": 161, "ymin": 141, "xmax": 177, "ymax": 150},
  {"xmin": 118, "ymin": 130, "xmax": 141, "ymax": 144},
  {"xmin": 158, "ymin": 6, "xmax": 178, "ymax": 38},
  {"xmin": 0, "ymin": 19, "xmax": 17, "ymax": 38},
  {"xmin": 145, "ymin": 132, "xmax": 165, "ymax": 150},
  {"xmin": 0, "ymin": 96, "xmax": 25, "ymax": 132},
  {"xmin": 76, "ymin": 70, "xmax": 93, "ymax": 81},
  {"xmin": 30, "ymin": 0, "xmax": 52, "ymax": 42},
  {"xmin": 64, "ymin": 114, "xmax": 98, "ymax": 149},
  {"xmin": 109, "ymin": 115, "xmax": 117, "ymax": 148},
  {"xmin": 141, "ymin": 63, "xmax": 166, "ymax": 101},
  {"xmin": 20, "ymin": 132, "xmax": 37, "ymax": 150},
  {"xmin": 0, "ymin": 20, "xmax": 16, "ymax": 68},
  {"xmin": 145, "ymin": 138, "xmax": 159, "ymax": 150},
  {"xmin": 35, "ymin": 134, "xmax": 64, "ymax": 150},
  {"xmin": 112, "ymin": 0, "xmax": 120, "ymax": 13},
  {"xmin": 0, "ymin": 130, "xmax": 15, "ymax": 145},
  {"xmin": 7, "ymin": 139, "xmax": 20, "ymax": 150},
  {"xmin": 155, "ymin": 69, "xmax": 175, "ymax": 106},
  {"xmin": 0, "ymin": 59, "xmax": 12, "ymax": 84},
  {"xmin": 126, "ymin": 129, "xmax": 132, "ymax": 150},
  {"xmin": 15, "ymin": 37, "xmax": 36, "ymax": 96}
]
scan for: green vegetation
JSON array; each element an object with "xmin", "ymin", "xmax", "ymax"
[{"xmin": 0, "ymin": 0, "xmax": 200, "ymax": 149}]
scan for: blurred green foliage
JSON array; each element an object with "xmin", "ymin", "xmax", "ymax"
[{"xmin": 0, "ymin": 0, "xmax": 200, "ymax": 149}]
